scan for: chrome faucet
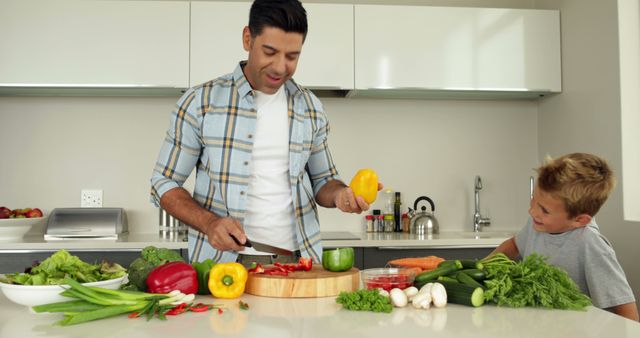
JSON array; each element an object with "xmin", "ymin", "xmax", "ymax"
[{"xmin": 473, "ymin": 175, "xmax": 491, "ymax": 232}]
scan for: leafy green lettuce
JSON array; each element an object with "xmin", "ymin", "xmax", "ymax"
[{"xmin": 1, "ymin": 250, "xmax": 126, "ymax": 285}]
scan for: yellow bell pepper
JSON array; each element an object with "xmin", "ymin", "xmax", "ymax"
[
  {"xmin": 208, "ymin": 262, "xmax": 248, "ymax": 299},
  {"xmin": 349, "ymin": 168, "xmax": 379, "ymax": 204}
]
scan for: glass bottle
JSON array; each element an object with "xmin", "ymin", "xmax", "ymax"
[{"xmin": 394, "ymin": 192, "xmax": 402, "ymax": 232}]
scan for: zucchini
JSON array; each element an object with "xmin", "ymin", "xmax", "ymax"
[
  {"xmin": 456, "ymin": 271, "xmax": 485, "ymax": 289},
  {"xmin": 438, "ymin": 281, "xmax": 485, "ymax": 307},
  {"xmin": 415, "ymin": 260, "xmax": 463, "ymax": 283},
  {"xmin": 460, "ymin": 259, "xmax": 484, "ymax": 270},
  {"xmin": 459, "ymin": 269, "xmax": 486, "ymax": 281}
]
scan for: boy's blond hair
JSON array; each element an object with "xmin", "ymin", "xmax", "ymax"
[{"xmin": 536, "ymin": 153, "xmax": 615, "ymax": 218}]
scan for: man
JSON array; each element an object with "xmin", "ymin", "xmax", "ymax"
[{"xmin": 150, "ymin": 0, "xmax": 377, "ymax": 266}]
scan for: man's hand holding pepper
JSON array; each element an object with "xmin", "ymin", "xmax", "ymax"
[{"xmin": 334, "ymin": 183, "xmax": 384, "ymax": 214}]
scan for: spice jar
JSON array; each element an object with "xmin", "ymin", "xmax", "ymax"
[
  {"xmin": 401, "ymin": 213, "xmax": 410, "ymax": 233},
  {"xmin": 372, "ymin": 209, "xmax": 381, "ymax": 233},
  {"xmin": 384, "ymin": 214, "xmax": 394, "ymax": 232},
  {"xmin": 365, "ymin": 215, "xmax": 374, "ymax": 232}
]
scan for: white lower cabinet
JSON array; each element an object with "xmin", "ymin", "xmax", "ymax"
[
  {"xmin": 190, "ymin": 2, "xmax": 354, "ymax": 90},
  {"xmin": 0, "ymin": 0, "xmax": 189, "ymax": 90},
  {"xmin": 353, "ymin": 5, "xmax": 561, "ymax": 98}
]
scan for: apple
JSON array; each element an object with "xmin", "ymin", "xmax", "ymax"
[
  {"xmin": 25, "ymin": 208, "xmax": 43, "ymax": 218},
  {"xmin": 0, "ymin": 207, "xmax": 11, "ymax": 219},
  {"xmin": 13, "ymin": 208, "xmax": 31, "ymax": 217}
]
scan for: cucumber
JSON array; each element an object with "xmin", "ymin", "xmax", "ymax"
[
  {"xmin": 456, "ymin": 271, "xmax": 485, "ymax": 289},
  {"xmin": 459, "ymin": 269, "xmax": 486, "ymax": 281},
  {"xmin": 438, "ymin": 281, "xmax": 485, "ymax": 307},
  {"xmin": 460, "ymin": 259, "xmax": 484, "ymax": 270},
  {"xmin": 415, "ymin": 260, "xmax": 463, "ymax": 283},
  {"xmin": 437, "ymin": 275, "xmax": 458, "ymax": 283},
  {"xmin": 437, "ymin": 260, "xmax": 460, "ymax": 268}
]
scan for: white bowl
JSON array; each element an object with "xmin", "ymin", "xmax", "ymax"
[
  {"xmin": 0, "ymin": 275, "xmax": 126, "ymax": 307},
  {"xmin": 0, "ymin": 217, "xmax": 45, "ymax": 240}
]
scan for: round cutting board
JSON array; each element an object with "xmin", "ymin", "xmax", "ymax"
[{"xmin": 244, "ymin": 265, "xmax": 360, "ymax": 298}]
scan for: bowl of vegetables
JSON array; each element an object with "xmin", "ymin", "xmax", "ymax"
[
  {"xmin": 361, "ymin": 267, "xmax": 416, "ymax": 292},
  {"xmin": 0, "ymin": 250, "xmax": 127, "ymax": 307},
  {"xmin": 0, "ymin": 275, "xmax": 126, "ymax": 307}
]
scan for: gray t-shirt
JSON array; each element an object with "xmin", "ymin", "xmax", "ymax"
[{"xmin": 515, "ymin": 218, "xmax": 635, "ymax": 309}]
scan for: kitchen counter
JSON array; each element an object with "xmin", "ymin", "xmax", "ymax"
[
  {"xmin": 0, "ymin": 231, "xmax": 513, "ymax": 251},
  {"xmin": 1, "ymin": 293, "xmax": 638, "ymax": 338}
]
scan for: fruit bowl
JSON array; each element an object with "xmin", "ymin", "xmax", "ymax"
[
  {"xmin": 361, "ymin": 267, "xmax": 416, "ymax": 292},
  {"xmin": 0, "ymin": 275, "xmax": 127, "ymax": 307},
  {"xmin": 0, "ymin": 217, "xmax": 46, "ymax": 240}
]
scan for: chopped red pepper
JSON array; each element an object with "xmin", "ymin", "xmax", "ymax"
[
  {"xmin": 189, "ymin": 304, "xmax": 210, "ymax": 312},
  {"xmin": 297, "ymin": 257, "xmax": 313, "ymax": 271},
  {"xmin": 128, "ymin": 312, "xmax": 140, "ymax": 318},
  {"xmin": 165, "ymin": 303, "xmax": 188, "ymax": 316},
  {"xmin": 263, "ymin": 268, "xmax": 289, "ymax": 276},
  {"xmin": 218, "ymin": 308, "xmax": 223, "ymax": 314},
  {"xmin": 248, "ymin": 263, "xmax": 265, "ymax": 274}
]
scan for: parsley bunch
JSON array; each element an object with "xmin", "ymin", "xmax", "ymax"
[
  {"xmin": 481, "ymin": 253, "xmax": 592, "ymax": 310},
  {"xmin": 336, "ymin": 289, "xmax": 393, "ymax": 313}
]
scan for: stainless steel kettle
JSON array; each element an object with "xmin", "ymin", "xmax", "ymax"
[{"xmin": 409, "ymin": 196, "xmax": 439, "ymax": 235}]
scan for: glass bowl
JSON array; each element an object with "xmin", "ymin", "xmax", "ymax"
[{"xmin": 361, "ymin": 267, "xmax": 416, "ymax": 292}]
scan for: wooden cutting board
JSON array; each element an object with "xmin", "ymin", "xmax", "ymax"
[{"xmin": 244, "ymin": 265, "xmax": 360, "ymax": 298}]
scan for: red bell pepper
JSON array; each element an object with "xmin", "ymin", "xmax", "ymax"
[{"xmin": 146, "ymin": 261, "xmax": 198, "ymax": 294}]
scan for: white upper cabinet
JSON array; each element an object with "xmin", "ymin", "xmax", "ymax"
[
  {"xmin": 0, "ymin": 0, "xmax": 189, "ymax": 89},
  {"xmin": 353, "ymin": 5, "xmax": 561, "ymax": 98},
  {"xmin": 190, "ymin": 2, "xmax": 354, "ymax": 90}
]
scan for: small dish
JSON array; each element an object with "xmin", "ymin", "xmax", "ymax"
[{"xmin": 361, "ymin": 268, "xmax": 416, "ymax": 292}]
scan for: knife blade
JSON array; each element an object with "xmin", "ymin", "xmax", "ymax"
[{"xmin": 232, "ymin": 235, "xmax": 294, "ymax": 256}]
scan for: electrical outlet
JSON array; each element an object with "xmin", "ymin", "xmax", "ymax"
[{"xmin": 81, "ymin": 189, "xmax": 103, "ymax": 208}]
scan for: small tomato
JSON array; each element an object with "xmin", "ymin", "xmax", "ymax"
[{"xmin": 349, "ymin": 169, "xmax": 379, "ymax": 204}]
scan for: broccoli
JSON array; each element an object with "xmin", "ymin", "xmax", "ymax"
[
  {"xmin": 123, "ymin": 246, "xmax": 184, "ymax": 291},
  {"xmin": 141, "ymin": 246, "xmax": 184, "ymax": 266}
]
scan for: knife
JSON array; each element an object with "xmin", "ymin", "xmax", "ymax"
[{"xmin": 232, "ymin": 235, "xmax": 294, "ymax": 256}]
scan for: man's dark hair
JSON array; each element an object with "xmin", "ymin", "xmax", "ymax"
[{"xmin": 249, "ymin": 0, "xmax": 308, "ymax": 41}]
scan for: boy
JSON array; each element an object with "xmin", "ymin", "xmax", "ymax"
[{"xmin": 492, "ymin": 153, "xmax": 638, "ymax": 321}]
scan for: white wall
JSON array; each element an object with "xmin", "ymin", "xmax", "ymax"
[
  {"xmin": 535, "ymin": 0, "xmax": 640, "ymax": 313},
  {"xmin": 0, "ymin": 95, "xmax": 538, "ymax": 234}
]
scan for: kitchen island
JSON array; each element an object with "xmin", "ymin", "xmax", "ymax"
[{"xmin": 1, "ymin": 293, "xmax": 638, "ymax": 338}]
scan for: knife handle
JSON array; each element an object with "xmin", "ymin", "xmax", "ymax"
[{"xmin": 231, "ymin": 235, "xmax": 252, "ymax": 248}]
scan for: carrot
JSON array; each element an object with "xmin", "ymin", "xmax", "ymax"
[
  {"xmin": 388, "ymin": 256, "xmax": 445, "ymax": 271},
  {"xmin": 399, "ymin": 267, "xmax": 423, "ymax": 276}
]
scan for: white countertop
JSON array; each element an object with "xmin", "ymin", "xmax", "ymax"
[
  {"xmin": 1, "ymin": 293, "xmax": 638, "ymax": 338},
  {"xmin": 0, "ymin": 231, "xmax": 514, "ymax": 251},
  {"xmin": 0, "ymin": 231, "xmax": 513, "ymax": 251}
]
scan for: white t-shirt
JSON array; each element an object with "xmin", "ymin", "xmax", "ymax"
[{"xmin": 242, "ymin": 86, "xmax": 297, "ymax": 255}]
